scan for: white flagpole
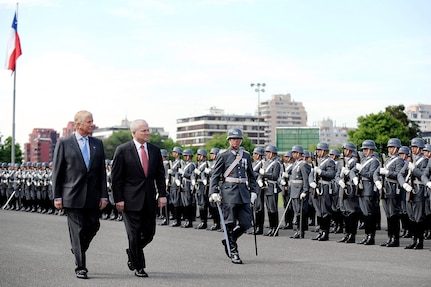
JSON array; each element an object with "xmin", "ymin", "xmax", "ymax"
[{"xmin": 11, "ymin": 2, "xmax": 19, "ymax": 164}]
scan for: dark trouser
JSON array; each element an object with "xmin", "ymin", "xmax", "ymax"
[
  {"xmin": 387, "ymin": 215, "xmax": 400, "ymax": 240},
  {"xmin": 122, "ymin": 209, "xmax": 156, "ymax": 270},
  {"xmin": 226, "ymin": 224, "xmax": 246, "ymax": 254},
  {"xmin": 65, "ymin": 208, "xmax": 101, "ymax": 271},
  {"xmin": 344, "ymin": 212, "xmax": 358, "ymax": 236}
]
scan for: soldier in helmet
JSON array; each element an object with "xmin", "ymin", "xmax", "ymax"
[
  {"xmin": 249, "ymin": 146, "xmax": 265, "ymax": 235},
  {"xmin": 209, "ymin": 128, "xmax": 258, "ymax": 264},
  {"xmin": 422, "ymin": 144, "xmax": 431, "ymax": 240},
  {"xmin": 398, "ymin": 146, "xmax": 412, "ymax": 238},
  {"xmin": 336, "ymin": 142, "xmax": 360, "ymax": 243},
  {"xmin": 259, "ymin": 145, "xmax": 282, "ymax": 236},
  {"xmin": 309, "ymin": 143, "xmax": 336, "ymax": 241},
  {"xmin": 378, "ymin": 138, "xmax": 404, "ymax": 247},
  {"xmin": 168, "ymin": 147, "xmax": 185, "ymax": 227},
  {"xmin": 193, "ymin": 149, "xmax": 210, "ymax": 229},
  {"xmin": 289, "ymin": 145, "xmax": 310, "ymax": 239},
  {"xmin": 179, "ymin": 149, "xmax": 196, "ymax": 228},
  {"xmin": 398, "ymin": 138, "xmax": 428, "ymax": 249},
  {"xmin": 280, "ymin": 151, "xmax": 295, "ymax": 229},
  {"xmin": 159, "ymin": 149, "xmax": 170, "ymax": 225},
  {"xmin": 356, "ymin": 140, "xmax": 381, "ymax": 245},
  {"xmin": 329, "ymin": 148, "xmax": 343, "ymax": 234},
  {"xmin": 207, "ymin": 147, "xmax": 221, "ymax": 231}
]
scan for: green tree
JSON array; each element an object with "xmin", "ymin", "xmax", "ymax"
[
  {"xmin": 204, "ymin": 132, "xmax": 254, "ymax": 153},
  {"xmin": 0, "ymin": 136, "xmax": 23, "ymax": 163},
  {"xmin": 348, "ymin": 111, "xmax": 410, "ymax": 151},
  {"xmin": 385, "ymin": 105, "xmax": 420, "ymax": 139},
  {"xmin": 103, "ymin": 130, "xmax": 132, "ymax": 159}
]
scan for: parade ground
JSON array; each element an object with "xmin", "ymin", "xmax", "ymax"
[{"xmin": 1, "ymin": 208, "xmax": 430, "ymax": 287}]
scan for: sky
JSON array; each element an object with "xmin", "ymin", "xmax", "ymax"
[{"xmin": 0, "ymin": 0, "xmax": 430, "ymax": 146}]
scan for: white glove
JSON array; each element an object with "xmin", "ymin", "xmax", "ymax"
[
  {"xmin": 379, "ymin": 168, "xmax": 389, "ymax": 175},
  {"xmin": 167, "ymin": 169, "xmax": 173, "ymax": 175},
  {"xmin": 250, "ymin": 192, "xmax": 257, "ymax": 204},
  {"xmin": 191, "ymin": 179, "xmax": 196, "ymax": 186},
  {"xmin": 257, "ymin": 179, "xmax": 264, "ymax": 188},
  {"xmin": 178, "ymin": 168, "xmax": 184, "ymax": 175},
  {"xmin": 356, "ymin": 163, "xmax": 362, "ymax": 172},
  {"xmin": 353, "ymin": 177, "xmax": 359, "ymax": 186},
  {"xmin": 204, "ymin": 167, "xmax": 211, "ymax": 174},
  {"xmin": 338, "ymin": 179, "xmax": 346, "ymax": 189},
  {"xmin": 315, "ymin": 167, "xmax": 322, "ymax": 175},
  {"xmin": 175, "ymin": 179, "xmax": 181, "ymax": 186},
  {"xmin": 402, "ymin": 183, "xmax": 412, "ymax": 192},
  {"xmin": 280, "ymin": 179, "xmax": 286, "ymax": 186},
  {"xmin": 300, "ymin": 192, "xmax": 307, "ymax": 200},
  {"xmin": 375, "ymin": 180, "xmax": 382, "ymax": 190},
  {"xmin": 282, "ymin": 171, "xmax": 288, "ymax": 178},
  {"xmin": 194, "ymin": 169, "xmax": 201, "ymax": 175},
  {"xmin": 203, "ymin": 179, "xmax": 208, "ymax": 185},
  {"xmin": 309, "ymin": 182, "xmax": 317, "ymax": 189},
  {"xmin": 426, "ymin": 182, "xmax": 431, "ymax": 189},
  {"xmin": 408, "ymin": 162, "xmax": 414, "ymax": 171},
  {"xmin": 209, "ymin": 193, "xmax": 222, "ymax": 203},
  {"xmin": 341, "ymin": 167, "xmax": 349, "ymax": 176},
  {"xmin": 259, "ymin": 168, "xmax": 265, "ymax": 175}
]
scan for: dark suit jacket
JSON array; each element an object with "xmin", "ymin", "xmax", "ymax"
[
  {"xmin": 52, "ymin": 134, "xmax": 108, "ymax": 208},
  {"xmin": 111, "ymin": 141, "xmax": 166, "ymax": 212}
]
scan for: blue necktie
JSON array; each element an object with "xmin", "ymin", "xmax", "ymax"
[{"xmin": 81, "ymin": 137, "xmax": 89, "ymax": 169}]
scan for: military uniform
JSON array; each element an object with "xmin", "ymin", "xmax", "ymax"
[
  {"xmin": 192, "ymin": 149, "xmax": 210, "ymax": 229},
  {"xmin": 168, "ymin": 147, "xmax": 185, "ymax": 227}
]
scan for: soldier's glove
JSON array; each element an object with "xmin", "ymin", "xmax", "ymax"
[
  {"xmin": 408, "ymin": 162, "xmax": 415, "ymax": 171},
  {"xmin": 426, "ymin": 182, "xmax": 431, "ymax": 189},
  {"xmin": 194, "ymin": 169, "xmax": 201, "ymax": 175},
  {"xmin": 315, "ymin": 167, "xmax": 322, "ymax": 175},
  {"xmin": 175, "ymin": 179, "xmax": 181, "ymax": 186},
  {"xmin": 257, "ymin": 179, "xmax": 264, "ymax": 188},
  {"xmin": 250, "ymin": 192, "xmax": 257, "ymax": 205},
  {"xmin": 338, "ymin": 180, "xmax": 346, "ymax": 189},
  {"xmin": 355, "ymin": 163, "xmax": 362, "ymax": 172},
  {"xmin": 300, "ymin": 192, "xmax": 307, "ymax": 200},
  {"xmin": 353, "ymin": 177, "xmax": 359, "ymax": 186},
  {"xmin": 167, "ymin": 169, "xmax": 173, "ymax": 175},
  {"xmin": 204, "ymin": 167, "xmax": 211, "ymax": 174},
  {"xmin": 178, "ymin": 168, "xmax": 184, "ymax": 175},
  {"xmin": 203, "ymin": 179, "xmax": 207, "ymax": 185},
  {"xmin": 402, "ymin": 183, "xmax": 412, "ymax": 192},
  {"xmin": 375, "ymin": 180, "xmax": 383, "ymax": 190},
  {"xmin": 309, "ymin": 182, "xmax": 317, "ymax": 189},
  {"xmin": 282, "ymin": 171, "xmax": 289, "ymax": 178},
  {"xmin": 341, "ymin": 167, "xmax": 350, "ymax": 176},
  {"xmin": 209, "ymin": 193, "xmax": 222, "ymax": 203},
  {"xmin": 259, "ymin": 168, "xmax": 265, "ymax": 176},
  {"xmin": 379, "ymin": 168, "xmax": 389, "ymax": 175},
  {"xmin": 280, "ymin": 179, "xmax": 286, "ymax": 186}
]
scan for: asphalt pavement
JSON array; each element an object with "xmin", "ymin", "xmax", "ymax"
[{"xmin": 1, "ymin": 208, "xmax": 430, "ymax": 287}]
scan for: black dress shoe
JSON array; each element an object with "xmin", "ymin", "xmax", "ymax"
[
  {"xmin": 134, "ymin": 269, "xmax": 148, "ymax": 278},
  {"xmin": 386, "ymin": 238, "xmax": 399, "ymax": 247},
  {"xmin": 380, "ymin": 238, "xmax": 391, "ymax": 247},
  {"xmin": 207, "ymin": 224, "xmax": 220, "ymax": 231},
  {"xmin": 357, "ymin": 235, "xmax": 369, "ymax": 244},
  {"xmin": 195, "ymin": 222, "xmax": 207, "ymax": 229},
  {"xmin": 318, "ymin": 232, "xmax": 329, "ymax": 241},
  {"xmin": 337, "ymin": 235, "xmax": 349, "ymax": 243},
  {"xmin": 75, "ymin": 269, "xmax": 88, "ymax": 279},
  {"xmin": 126, "ymin": 249, "xmax": 134, "ymax": 271},
  {"xmin": 290, "ymin": 232, "xmax": 304, "ymax": 239},
  {"xmin": 363, "ymin": 236, "xmax": 375, "ymax": 245},
  {"xmin": 405, "ymin": 239, "xmax": 417, "ymax": 249},
  {"xmin": 231, "ymin": 253, "xmax": 243, "ymax": 264},
  {"xmin": 345, "ymin": 234, "xmax": 356, "ymax": 244},
  {"xmin": 159, "ymin": 219, "xmax": 168, "ymax": 226},
  {"xmin": 414, "ymin": 241, "xmax": 424, "ymax": 250},
  {"xmin": 181, "ymin": 220, "xmax": 193, "ymax": 228},
  {"xmin": 264, "ymin": 229, "xmax": 274, "ymax": 236},
  {"xmin": 221, "ymin": 239, "xmax": 231, "ymax": 258},
  {"xmin": 170, "ymin": 221, "xmax": 181, "ymax": 227},
  {"xmin": 312, "ymin": 232, "xmax": 322, "ymax": 240}
]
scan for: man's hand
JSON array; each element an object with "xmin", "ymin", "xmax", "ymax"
[
  {"xmin": 300, "ymin": 192, "xmax": 306, "ymax": 200},
  {"xmin": 54, "ymin": 199, "xmax": 63, "ymax": 210},
  {"xmin": 309, "ymin": 182, "xmax": 317, "ymax": 189},
  {"xmin": 158, "ymin": 196, "xmax": 167, "ymax": 208},
  {"xmin": 250, "ymin": 192, "xmax": 257, "ymax": 205},
  {"xmin": 116, "ymin": 201, "xmax": 125, "ymax": 212},
  {"xmin": 375, "ymin": 180, "xmax": 383, "ymax": 190},
  {"xmin": 402, "ymin": 183, "xmax": 412, "ymax": 192},
  {"xmin": 338, "ymin": 179, "xmax": 346, "ymax": 189},
  {"xmin": 99, "ymin": 199, "xmax": 108, "ymax": 210},
  {"xmin": 209, "ymin": 193, "xmax": 222, "ymax": 203}
]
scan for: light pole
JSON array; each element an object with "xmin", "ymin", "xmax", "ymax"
[{"xmin": 250, "ymin": 83, "xmax": 265, "ymax": 146}]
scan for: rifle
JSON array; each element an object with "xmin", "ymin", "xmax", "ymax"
[
  {"xmin": 355, "ymin": 150, "xmax": 362, "ymax": 196},
  {"xmin": 405, "ymin": 155, "xmax": 415, "ymax": 202},
  {"xmin": 341, "ymin": 156, "xmax": 348, "ymax": 200},
  {"xmin": 312, "ymin": 154, "xmax": 320, "ymax": 199},
  {"xmin": 379, "ymin": 150, "xmax": 387, "ymax": 200}
]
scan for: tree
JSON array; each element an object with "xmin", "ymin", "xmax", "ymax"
[
  {"xmin": 103, "ymin": 130, "xmax": 132, "ymax": 159},
  {"xmin": 348, "ymin": 111, "xmax": 410, "ymax": 151},
  {"xmin": 385, "ymin": 105, "xmax": 420, "ymax": 139},
  {"xmin": 204, "ymin": 132, "xmax": 254, "ymax": 153},
  {"xmin": 0, "ymin": 136, "xmax": 23, "ymax": 163}
]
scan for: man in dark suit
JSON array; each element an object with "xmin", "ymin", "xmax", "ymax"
[
  {"xmin": 111, "ymin": 119, "xmax": 167, "ymax": 278},
  {"xmin": 52, "ymin": 110, "xmax": 108, "ymax": 279}
]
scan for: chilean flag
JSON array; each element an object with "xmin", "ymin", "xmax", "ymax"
[{"xmin": 5, "ymin": 12, "xmax": 22, "ymax": 73}]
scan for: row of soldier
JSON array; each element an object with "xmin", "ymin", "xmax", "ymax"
[{"xmin": 3, "ymin": 137, "xmax": 431, "ymax": 251}]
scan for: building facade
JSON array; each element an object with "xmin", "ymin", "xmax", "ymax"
[
  {"xmin": 276, "ymin": 127, "xmax": 320, "ymax": 153},
  {"xmin": 176, "ymin": 107, "xmax": 265, "ymax": 147},
  {"xmin": 259, "ymin": 94, "xmax": 307, "ymax": 145},
  {"xmin": 24, "ymin": 128, "xmax": 59, "ymax": 163},
  {"xmin": 405, "ymin": 104, "xmax": 431, "ymax": 133}
]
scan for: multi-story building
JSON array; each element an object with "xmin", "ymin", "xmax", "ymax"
[
  {"xmin": 24, "ymin": 128, "xmax": 59, "ymax": 162},
  {"xmin": 314, "ymin": 118, "xmax": 350, "ymax": 148},
  {"xmin": 92, "ymin": 118, "xmax": 168, "ymax": 140},
  {"xmin": 276, "ymin": 127, "xmax": 320, "ymax": 153},
  {"xmin": 259, "ymin": 94, "xmax": 307, "ymax": 145},
  {"xmin": 176, "ymin": 107, "xmax": 265, "ymax": 147},
  {"xmin": 405, "ymin": 104, "xmax": 431, "ymax": 132}
]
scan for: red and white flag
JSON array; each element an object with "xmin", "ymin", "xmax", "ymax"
[{"xmin": 5, "ymin": 12, "xmax": 22, "ymax": 73}]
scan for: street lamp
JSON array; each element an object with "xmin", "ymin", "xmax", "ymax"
[{"xmin": 250, "ymin": 83, "xmax": 265, "ymax": 146}]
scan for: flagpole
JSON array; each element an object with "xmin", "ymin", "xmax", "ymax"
[{"xmin": 11, "ymin": 2, "xmax": 19, "ymax": 164}]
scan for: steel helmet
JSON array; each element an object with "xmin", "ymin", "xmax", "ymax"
[
  {"xmin": 423, "ymin": 144, "xmax": 431, "ymax": 152},
  {"xmin": 291, "ymin": 145, "xmax": 304, "ymax": 154},
  {"xmin": 329, "ymin": 149, "xmax": 340, "ymax": 157},
  {"xmin": 399, "ymin": 146, "xmax": 410, "ymax": 155},
  {"xmin": 410, "ymin": 138, "xmax": 425, "ymax": 149},
  {"xmin": 284, "ymin": 151, "xmax": 292, "ymax": 157},
  {"xmin": 210, "ymin": 147, "xmax": 220, "ymax": 155},
  {"xmin": 316, "ymin": 142, "xmax": 329, "ymax": 151},
  {"xmin": 265, "ymin": 145, "xmax": 278, "ymax": 154},
  {"xmin": 197, "ymin": 149, "xmax": 207, "ymax": 157},
  {"xmin": 226, "ymin": 128, "xmax": 243, "ymax": 140},
  {"xmin": 160, "ymin": 149, "xmax": 168, "ymax": 157},
  {"xmin": 253, "ymin": 147, "xmax": 265, "ymax": 156},
  {"xmin": 342, "ymin": 142, "xmax": 356, "ymax": 151},
  {"xmin": 387, "ymin": 138, "xmax": 401, "ymax": 148},
  {"xmin": 183, "ymin": 149, "xmax": 193, "ymax": 156},
  {"xmin": 303, "ymin": 150, "xmax": 311, "ymax": 158},
  {"xmin": 172, "ymin": 146, "xmax": 183, "ymax": 154},
  {"xmin": 361, "ymin": 140, "xmax": 376, "ymax": 150}
]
